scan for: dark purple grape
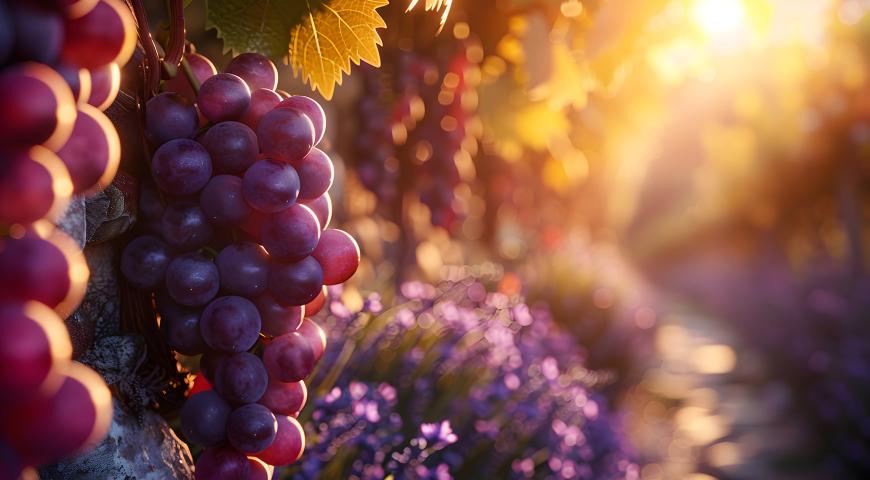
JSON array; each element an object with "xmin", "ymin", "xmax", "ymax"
[
  {"xmin": 199, "ymin": 121, "xmax": 258, "ymax": 174},
  {"xmin": 240, "ymin": 88, "xmax": 281, "ymax": 130},
  {"xmin": 10, "ymin": 2, "xmax": 64, "ymax": 64},
  {"xmin": 0, "ymin": 146, "xmax": 72, "ymax": 225},
  {"xmin": 198, "ymin": 73, "xmax": 251, "ymax": 123},
  {"xmin": 85, "ymin": 62, "xmax": 119, "ymax": 111},
  {"xmin": 216, "ymin": 242, "xmax": 268, "ymax": 297},
  {"xmin": 253, "ymin": 415, "xmax": 304, "ymax": 466},
  {"xmin": 225, "ymin": 53, "xmax": 278, "ymax": 91},
  {"xmin": 262, "ymin": 332, "xmax": 314, "ymax": 383},
  {"xmin": 257, "ymin": 107, "xmax": 314, "ymax": 163},
  {"xmin": 145, "ymin": 92, "xmax": 198, "ymax": 146},
  {"xmin": 165, "ymin": 253, "xmax": 219, "ymax": 307},
  {"xmin": 268, "ymin": 256, "xmax": 324, "ymax": 306},
  {"xmin": 242, "ymin": 159, "xmax": 300, "ymax": 214},
  {"xmin": 226, "ymin": 403, "xmax": 277, "ymax": 454},
  {"xmin": 200, "ymin": 296, "xmax": 261, "ymax": 353},
  {"xmin": 195, "ymin": 447, "xmax": 249, "ymax": 480},
  {"xmin": 277, "ymin": 96, "xmax": 326, "ymax": 144},
  {"xmin": 258, "ymin": 379, "xmax": 306, "ymax": 417},
  {"xmin": 120, "ymin": 235, "xmax": 171, "ymax": 290},
  {"xmin": 151, "ymin": 139, "xmax": 212, "ymax": 195},
  {"xmin": 160, "ymin": 201, "xmax": 214, "ymax": 252},
  {"xmin": 291, "ymin": 147, "xmax": 334, "ymax": 200},
  {"xmin": 302, "ymin": 193, "xmax": 332, "ymax": 230},
  {"xmin": 0, "ymin": 63, "xmax": 75, "ymax": 150},
  {"xmin": 56, "ymin": 105, "xmax": 120, "ymax": 194},
  {"xmin": 180, "ymin": 390, "xmax": 230, "ymax": 447},
  {"xmin": 214, "ymin": 352, "xmax": 268, "ymax": 404},
  {"xmin": 158, "ymin": 300, "xmax": 206, "ymax": 356},
  {"xmin": 255, "ymin": 292, "xmax": 304, "ymax": 337},
  {"xmin": 260, "ymin": 204, "xmax": 320, "ymax": 262},
  {"xmin": 0, "ymin": 302, "xmax": 71, "ymax": 399},
  {"xmin": 199, "ymin": 175, "xmax": 252, "ymax": 225},
  {"xmin": 61, "ymin": 0, "xmax": 136, "ymax": 69},
  {"xmin": 312, "ymin": 229, "xmax": 360, "ymax": 285}
]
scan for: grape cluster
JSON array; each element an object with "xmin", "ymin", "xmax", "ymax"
[
  {"xmin": 120, "ymin": 51, "xmax": 360, "ymax": 479},
  {"xmin": 0, "ymin": 0, "xmax": 135, "ymax": 476}
]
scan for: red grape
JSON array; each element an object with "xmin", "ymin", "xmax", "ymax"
[
  {"xmin": 257, "ymin": 107, "xmax": 314, "ymax": 163},
  {"xmin": 302, "ymin": 193, "xmax": 332, "ymax": 230},
  {"xmin": 245, "ymin": 457, "xmax": 273, "ymax": 480},
  {"xmin": 268, "ymin": 256, "xmax": 324, "ymax": 306},
  {"xmin": 240, "ymin": 88, "xmax": 282, "ymax": 130},
  {"xmin": 0, "ymin": 145, "xmax": 73, "ymax": 225},
  {"xmin": 151, "ymin": 138, "xmax": 213, "ymax": 195},
  {"xmin": 242, "ymin": 159, "xmax": 300, "ymax": 214},
  {"xmin": 61, "ymin": 0, "xmax": 135, "ymax": 69},
  {"xmin": 260, "ymin": 204, "xmax": 320, "ymax": 262},
  {"xmin": 253, "ymin": 415, "xmax": 304, "ymax": 466},
  {"xmin": 160, "ymin": 201, "xmax": 215, "ymax": 252},
  {"xmin": 311, "ymin": 229, "xmax": 361, "ymax": 285},
  {"xmin": 64, "ymin": 0, "xmax": 100, "ymax": 19},
  {"xmin": 165, "ymin": 253, "xmax": 220, "ymax": 306},
  {"xmin": 198, "ymin": 73, "xmax": 251, "ymax": 123},
  {"xmin": 195, "ymin": 447, "xmax": 249, "ymax": 480},
  {"xmin": 181, "ymin": 390, "xmax": 230, "ymax": 447},
  {"xmin": 163, "ymin": 52, "xmax": 217, "ymax": 101},
  {"xmin": 200, "ymin": 296, "xmax": 262, "ymax": 354},
  {"xmin": 55, "ymin": 63, "xmax": 91, "ymax": 103},
  {"xmin": 86, "ymin": 62, "xmax": 120, "ymax": 111},
  {"xmin": 296, "ymin": 318, "xmax": 326, "ymax": 363},
  {"xmin": 120, "ymin": 235, "xmax": 171, "ymax": 290},
  {"xmin": 226, "ymin": 403, "xmax": 277, "ymax": 454},
  {"xmin": 158, "ymin": 300, "xmax": 207, "ymax": 356},
  {"xmin": 200, "ymin": 121, "xmax": 258, "ymax": 174},
  {"xmin": 214, "ymin": 352, "xmax": 268, "ymax": 404},
  {"xmin": 0, "ymin": 62, "xmax": 76, "ymax": 149},
  {"xmin": 258, "ymin": 379, "xmax": 306, "ymax": 417},
  {"xmin": 216, "ymin": 242, "xmax": 269, "ymax": 298},
  {"xmin": 303, "ymin": 286, "xmax": 328, "ymax": 316},
  {"xmin": 56, "ymin": 104, "xmax": 120, "ymax": 194},
  {"xmin": 277, "ymin": 95, "xmax": 326, "ymax": 145},
  {"xmin": 291, "ymin": 147, "xmax": 334, "ymax": 200},
  {"xmin": 146, "ymin": 92, "xmax": 199, "ymax": 145},
  {"xmin": 225, "ymin": 53, "xmax": 278, "ymax": 91},
  {"xmin": 255, "ymin": 292, "xmax": 304, "ymax": 337},
  {"xmin": 199, "ymin": 175, "xmax": 252, "ymax": 225},
  {"xmin": 262, "ymin": 332, "xmax": 314, "ymax": 383}
]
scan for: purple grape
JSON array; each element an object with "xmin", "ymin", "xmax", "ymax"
[
  {"xmin": 260, "ymin": 204, "xmax": 320, "ymax": 262},
  {"xmin": 151, "ymin": 139, "xmax": 212, "ymax": 195},
  {"xmin": 291, "ymin": 147, "xmax": 334, "ymax": 200},
  {"xmin": 268, "ymin": 256, "xmax": 324, "ymax": 306},
  {"xmin": 226, "ymin": 403, "xmax": 277, "ymax": 454},
  {"xmin": 254, "ymin": 292, "xmax": 304, "ymax": 337},
  {"xmin": 120, "ymin": 235, "xmax": 171, "ymax": 290},
  {"xmin": 199, "ymin": 175, "xmax": 252, "ymax": 225},
  {"xmin": 195, "ymin": 447, "xmax": 249, "ymax": 480},
  {"xmin": 302, "ymin": 193, "xmax": 332, "ymax": 230},
  {"xmin": 180, "ymin": 390, "xmax": 230, "ymax": 447},
  {"xmin": 199, "ymin": 296, "xmax": 261, "ymax": 353},
  {"xmin": 165, "ymin": 253, "xmax": 219, "ymax": 307},
  {"xmin": 242, "ymin": 159, "xmax": 300, "ymax": 214},
  {"xmin": 198, "ymin": 73, "xmax": 251, "ymax": 123},
  {"xmin": 158, "ymin": 299, "xmax": 206, "ymax": 356},
  {"xmin": 262, "ymin": 332, "xmax": 314, "ymax": 382},
  {"xmin": 55, "ymin": 104, "xmax": 119, "ymax": 194},
  {"xmin": 258, "ymin": 379, "xmax": 306, "ymax": 417},
  {"xmin": 9, "ymin": 2, "xmax": 64, "ymax": 64},
  {"xmin": 199, "ymin": 121, "xmax": 258, "ymax": 174},
  {"xmin": 54, "ymin": 64, "xmax": 87, "ymax": 102},
  {"xmin": 216, "ymin": 242, "xmax": 268, "ymax": 297},
  {"xmin": 214, "ymin": 351, "xmax": 268, "ymax": 404},
  {"xmin": 240, "ymin": 88, "xmax": 281, "ymax": 130},
  {"xmin": 138, "ymin": 181, "xmax": 164, "ymax": 222},
  {"xmin": 312, "ymin": 229, "xmax": 360, "ymax": 285},
  {"xmin": 225, "ymin": 53, "xmax": 278, "ymax": 91},
  {"xmin": 277, "ymin": 95, "xmax": 326, "ymax": 144},
  {"xmin": 160, "ymin": 201, "xmax": 214, "ymax": 252},
  {"xmin": 0, "ymin": 146, "xmax": 71, "ymax": 225},
  {"xmin": 257, "ymin": 107, "xmax": 314, "ymax": 163},
  {"xmin": 145, "ymin": 92, "xmax": 198, "ymax": 146},
  {"xmin": 0, "ymin": 63, "xmax": 75, "ymax": 150}
]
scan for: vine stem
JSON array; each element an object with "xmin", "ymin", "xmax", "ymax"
[
  {"xmin": 163, "ymin": 0, "xmax": 186, "ymax": 70},
  {"xmin": 181, "ymin": 55, "xmax": 201, "ymax": 95},
  {"xmin": 130, "ymin": 0, "xmax": 161, "ymax": 99}
]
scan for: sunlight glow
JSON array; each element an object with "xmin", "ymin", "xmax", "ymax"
[{"xmin": 692, "ymin": 0, "xmax": 747, "ymax": 36}]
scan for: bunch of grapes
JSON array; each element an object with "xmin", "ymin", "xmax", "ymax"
[
  {"xmin": 0, "ymin": 0, "xmax": 135, "ymax": 475},
  {"xmin": 120, "ymin": 51, "xmax": 361, "ymax": 479}
]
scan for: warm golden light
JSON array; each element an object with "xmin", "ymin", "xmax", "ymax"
[{"xmin": 692, "ymin": 0, "xmax": 746, "ymax": 35}]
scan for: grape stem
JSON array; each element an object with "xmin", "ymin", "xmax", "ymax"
[
  {"xmin": 130, "ymin": 0, "xmax": 161, "ymax": 99},
  {"xmin": 181, "ymin": 55, "xmax": 201, "ymax": 96},
  {"xmin": 164, "ymin": 0, "xmax": 186, "ymax": 70}
]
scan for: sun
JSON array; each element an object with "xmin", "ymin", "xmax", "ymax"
[{"xmin": 692, "ymin": 0, "xmax": 747, "ymax": 36}]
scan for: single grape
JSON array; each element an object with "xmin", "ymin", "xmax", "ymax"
[
  {"xmin": 239, "ymin": 88, "xmax": 282, "ymax": 130},
  {"xmin": 10, "ymin": 2, "xmax": 64, "ymax": 64},
  {"xmin": 198, "ymin": 73, "xmax": 251, "ymax": 122},
  {"xmin": 160, "ymin": 201, "xmax": 214, "ymax": 252},
  {"xmin": 213, "ymin": 352, "xmax": 268, "ymax": 404},
  {"xmin": 303, "ymin": 286, "xmax": 328, "ymax": 316},
  {"xmin": 0, "ymin": 229, "xmax": 88, "ymax": 316},
  {"xmin": 268, "ymin": 256, "xmax": 324, "ymax": 306},
  {"xmin": 226, "ymin": 53, "xmax": 278, "ymax": 91},
  {"xmin": 311, "ymin": 229, "xmax": 361, "ymax": 285},
  {"xmin": 261, "ymin": 332, "xmax": 314, "ymax": 383},
  {"xmin": 0, "ymin": 62, "xmax": 76, "ymax": 150},
  {"xmin": 145, "ymin": 92, "xmax": 198, "ymax": 145},
  {"xmin": 0, "ymin": 146, "xmax": 73, "ymax": 225},
  {"xmin": 216, "ymin": 242, "xmax": 268, "ymax": 297},
  {"xmin": 255, "ymin": 292, "xmax": 304, "ymax": 337},
  {"xmin": 200, "ymin": 296, "xmax": 261, "ymax": 353},
  {"xmin": 257, "ymin": 107, "xmax": 314, "ymax": 163},
  {"xmin": 258, "ymin": 379, "xmax": 306, "ymax": 417},
  {"xmin": 0, "ymin": 302, "xmax": 72, "ymax": 400},
  {"xmin": 260, "ymin": 204, "xmax": 320, "ymax": 262},
  {"xmin": 242, "ymin": 159, "xmax": 300, "ymax": 214},
  {"xmin": 291, "ymin": 147, "xmax": 334, "ymax": 200},
  {"xmin": 253, "ymin": 415, "xmax": 304, "ymax": 466},
  {"xmin": 302, "ymin": 193, "xmax": 332, "ymax": 230},
  {"xmin": 55, "ymin": 63, "xmax": 91, "ymax": 102},
  {"xmin": 165, "ymin": 253, "xmax": 220, "ymax": 307},
  {"xmin": 159, "ymin": 300, "xmax": 207, "ymax": 356},
  {"xmin": 60, "ymin": 0, "xmax": 136, "ymax": 69},
  {"xmin": 180, "ymin": 390, "xmax": 230, "ymax": 447},
  {"xmin": 226, "ymin": 403, "xmax": 277, "ymax": 454},
  {"xmin": 56, "ymin": 104, "xmax": 120, "ymax": 194},
  {"xmin": 85, "ymin": 62, "xmax": 119, "ymax": 111},
  {"xmin": 1, "ymin": 362, "xmax": 111, "ymax": 465},
  {"xmin": 120, "ymin": 235, "xmax": 171, "ymax": 290},
  {"xmin": 199, "ymin": 121, "xmax": 258, "ymax": 174},
  {"xmin": 296, "ymin": 319, "xmax": 326, "ymax": 363},
  {"xmin": 246, "ymin": 457, "xmax": 274, "ymax": 480},
  {"xmin": 64, "ymin": 0, "xmax": 100, "ymax": 19},
  {"xmin": 151, "ymin": 138, "xmax": 213, "ymax": 195},
  {"xmin": 199, "ymin": 175, "xmax": 252, "ymax": 225},
  {"xmin": 277, "ymin": 96, "xmax": 326, "ymax": 145},
  {"xmin": 195, "ymin": 447, "xmax": 249, "ymax": 480},
  {"xmin": 163, "ymin": 52, "xmax": 217, "ymax": 101}
]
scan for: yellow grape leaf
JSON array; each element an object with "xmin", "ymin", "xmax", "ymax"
[{"xmin": 289, "ymin": 0, "xmax": 388, "ymax": 99}]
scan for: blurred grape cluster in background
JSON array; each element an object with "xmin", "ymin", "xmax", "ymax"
[{"xmin": 165, "ymin": 0, "xmax": 870, "ymax": 478}]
